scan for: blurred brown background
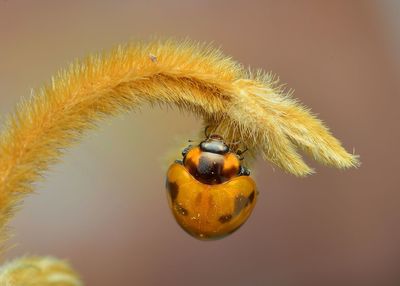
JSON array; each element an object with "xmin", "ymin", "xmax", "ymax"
[{"xmin": 0, "ymin": 1, "xmax": 399, "ymax": 285}]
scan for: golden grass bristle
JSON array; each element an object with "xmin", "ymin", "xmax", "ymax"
[{"xmin": 0, "ymin": 39, "xmax": 359, "ymax": 283}]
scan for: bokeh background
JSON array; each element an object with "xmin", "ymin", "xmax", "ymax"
[{"xmin": 0, "ymin": 1, "xmax": 399, "ymax": 285}]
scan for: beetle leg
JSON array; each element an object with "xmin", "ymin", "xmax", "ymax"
[
  {"xmin": 238, "ymin": 165, "xmax": 251, "ymax": 176},
  {"xmin": 181, "ymin": 144, "xmax": 192, "ymax": 158},
  {"xmin": 236, "ymin": 147, "xmax": 248, "ymax": 160},
  {"xmin": 175, "ymin": 159, "xmax": 183, "ymax": 165}
]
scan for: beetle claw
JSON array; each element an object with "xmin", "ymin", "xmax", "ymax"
[{"xmin": 238, "ymin": 165, "xmax": 251, "ymax": 176}]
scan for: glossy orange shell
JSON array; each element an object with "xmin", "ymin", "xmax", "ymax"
[{"xmin": 166, "ymin": 163, "xmax": 257, "ymax": 240}]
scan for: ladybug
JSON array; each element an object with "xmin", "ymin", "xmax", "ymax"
[{"xmin": 166, "ymin": 129, "xmax": 257, "ymax": 240}]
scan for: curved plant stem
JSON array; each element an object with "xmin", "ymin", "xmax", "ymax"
[{"xmin": 0, "ymin": 39, "xmax": 359, "ymax": 284}]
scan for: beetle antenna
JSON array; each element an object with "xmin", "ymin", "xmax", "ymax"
[
  {"xmin": 237, "ymin": 147, "xmax": 248, "ymax": 160},
  {"xmin": 237, "ymin": 147, "xmax": 248, "ymax": 155}
]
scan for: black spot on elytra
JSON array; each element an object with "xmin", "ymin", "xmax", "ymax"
[
  {"xmin": 219, "ymin": 214, "xmax": 233, "ymax": 223},
  {"xmin": 248, "ymin": 191, "xmax": 255, "ymax": 203},
  {"xmin": 175, "ymin": 204, "xmax": 188, "ymax": 216},
  {"xmin": 234, "ymin": 195, "xmax": 249, "ymax": 216},
  {"xmin": 167, "ymin": 181, "xmax": 179, "ymax": 202}
]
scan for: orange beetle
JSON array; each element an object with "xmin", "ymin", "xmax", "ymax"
[{"xmin": 166, "ymin": 132, "xmax": 257, "ymax": 240}]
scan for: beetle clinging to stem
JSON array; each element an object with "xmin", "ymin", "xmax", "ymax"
[
  {"xmin": 0, "ymin": 39, "xmax": 359, "ymax": 284},
  {"xmin": 166, "ymin": 126, "xmax": 256, "ymax": 240}
]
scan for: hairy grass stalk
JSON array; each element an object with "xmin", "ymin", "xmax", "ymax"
[{"xmin": 0, "ymin": 39, "xmax": 359, "ymax": 284}]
